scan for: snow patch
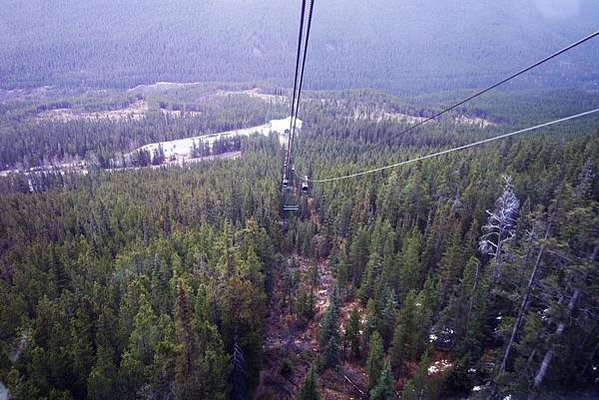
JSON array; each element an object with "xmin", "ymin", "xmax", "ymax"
[
  {"xmin": 427, "ymin": 359, "xmax": 452, "ymax": 375},
  {"xmin": 128, "ymin": 117, "xmax": 300, "ymax": 159},
  {"xmin": 128, "ymin": 81, "xmax": 202, "ymax": 92},
  {"xmin": 0, "ymin": 381, "xmax": 8, "ymax": 400}
]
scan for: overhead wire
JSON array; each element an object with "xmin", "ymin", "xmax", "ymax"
[
  {"xmin": 283, "ymin": 0, "xmax": 307, "ymax": 181},
  {"xmin": 303, "ymin": 108, "xmax": 599, "ymax": 183},
  {"xmin": 294, "ymin": 30, "xmax": 599, "ymax": 182},
  {"xmin": 288, "ymin": 0, "xmax": 307, "ymax": 134},
  {"xmin": 290, "ymin": 0, "xmax": 316, "ymax": 155},
  {"xmin": 371, "ymin": 30, "xmax": 599, "ymax": 149}
]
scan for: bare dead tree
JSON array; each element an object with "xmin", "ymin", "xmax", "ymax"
[{"xmin": 480, "ymin": 175, "xmax": 520, "ymax": 281}]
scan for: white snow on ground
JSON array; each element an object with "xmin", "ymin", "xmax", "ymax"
[
  {"xmin": 0, "ymin": 118, "xmax": 299, "ymax": 177},
  {"xmin": 129, "ymin": 116, "xmax": 300, "ymax": 158},
  {"xmin": 0, "ymin": 381, "xmax": 8, "ymax": 400},
  {"xmin": 454, "ymin": 115, "xmax": 496, "ymax": 127},
  {"xmin": 128, "ymin": 81, "xmax": 203, "ymax": 92},
  {"xmin": 428, "ymin": 359, "xmax": 452, "ymax": 375}
]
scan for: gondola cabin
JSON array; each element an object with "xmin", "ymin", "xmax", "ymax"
[{"xmin": 301, "ymin": 177, "xmax": 309, "ymax": 194}]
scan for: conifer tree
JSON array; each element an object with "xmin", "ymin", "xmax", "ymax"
[
  {"xmin": 231, "ymin": 340, "xmax": 248, "ymax": 400},
  {"xmin": 363, "ymin": 298, "xmax": 380, "ymax": 346},
  {"xmin": 121, "ymin": 292, "xmax": 159, "ymax": 391},
  {"xmin": 367, "ymin": 331, "xmax": 384, "ymax": 391},
  {"xmin": 378, "ymin": 286, "xmax": 397, "ymax": 346},
  {"xmin": 319, "ymin": 287, "xmax": 340, "ymax": 369},
  {"xmin": 173, "ymin": 282, "xmax": 203, "ymax": 400},
  {"xmin": 401, "ymin": 352, "xmax": 436, "ymax": 400},
  {"xmin": 370, "ymin": 359, "xmax": 395, "ymax": 400},
  {"xmin": 391, "ymin": 291, "xmax": 418, "ymax": 371},
  {"xmin": 298, "ymin": 367, "xmax": 320, "ymax": 400},
  {"xmin": 349, "ymin": 228, "xmax": 370, "ymax": 285},
  {"xmin": 398, "ymin": 230, "xmax": 422, "ymax": 299},
  {"xmin": 344, "ymin": 305, "xmax": 362, "ymax": 360},
  {"xmin": 437, "ymin": 225, "xmax": 464, "ymax": 305}
]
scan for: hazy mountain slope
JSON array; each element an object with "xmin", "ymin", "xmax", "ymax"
[{"xmin": 0, "ymin": 0, "xmax": 597, "ymax": 93}]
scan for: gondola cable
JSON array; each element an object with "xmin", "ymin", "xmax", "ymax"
[
  {"xmin": 290, "ymin": 0, "xmax": 316, "ymax": 154},
  {"xmin": 302, "ymin": 108, "xmax": 599, "ymax": 183},
  {"xmin": 293, "ymin": 30, "xmax": 598, "ymax": 183},
  {"xmin": 283, "ymin": 0, "xmax": 307, "ymax": 186},
  {"xmin": 283, "ymin": 0, "xmax": 316, "ymax": 197},
  {"xmin": 366, "ymin": 30, "xmax": 598, "ymax": 150}
]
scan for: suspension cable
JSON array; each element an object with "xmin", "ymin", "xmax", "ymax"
[
  {"xmin": 284, "ymin": 0, "xmax": 308, "ymax": 181},
  {"xmin": 288, "ymin": 0, "xmax": 307, "ymax": 133},
  {"xmin": 371, "ymin": 30, "xmax": 599, "ymax": 149},
  {"xmin": 290, "ymin": 0, "xmax": 316, "ymax": 156},
  {"xmin": 302, "ymin": 108, "xmax": 599, "ymax": 183},
  {"xmin": 294, "ymin": 31, "xmax": 598, "ymax": 182}
]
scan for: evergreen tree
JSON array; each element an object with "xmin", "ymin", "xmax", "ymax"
[
  {"xmin": 378, "ymin": 286, "xmax": 398, "ymax": 346},
  {"xmin": 437, "ymin": 224, "xmax": 464, "ymax": 305},
  {"xmin": 319, "ymin": 287, "xmax": 340, "ymax": 369},
  {"xmin": 298, "ymin": 367, "xmax": 320, "ymax": 400},
  {"xmin": 363, "ymin": 298, "xmax": 380, "ymax": 346},
  {"xmin": 398, "ymin": 230, "xmax": 423, "ymax": 300},
  {"xmin": 318, "ymin": 287, "xmax": 340, "ymax": 349},
  {"xmin": 401, "ymin": 352, "xmax": 436, "ymax": 400},
  {"xmin": 349, "ymin": 228, "xmax": 370, "ymax": 285},
  {"xmin": 121, "ymin": 292, "xmax": 159, "ymax": 392},
  {"xmin": 344, "ymin": 305, "xmax": 362, "ymax": 360},
  {"xmin": 231, "ymin": 340, "xmax": 248, "ymax": 400},
  {"xmin": 367, "ymin": 331, "xmax": 384, "ymax": 391},
  {"xmin": 391, "ymin": 290, "xmax": 418, "ymax": 371},
  {"xmin": 370, "ymin": 359, "xmax": 395, "ymax": 400},
  {"xmin": 173, "ymin": 282, "xmax": 203, "ymax": 400},
  {"xmin": 87, "ymin": 344, "xmax": 117, "ymax": 400}
]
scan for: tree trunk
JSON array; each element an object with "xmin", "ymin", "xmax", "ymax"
[
  {"xmin": 466, "ymin": 260, "xmax": 480, "ymax": 328},
  {"xmin": 499, "ymin": 230, "xmax": 549, "ymax": 375},
  {"xmin": 492, "ymin": 237, "xmax": 503, "ymax": 282},
  {"xmin": 533, "ymin": 288, "xmax": 580, "ymax": 388}
]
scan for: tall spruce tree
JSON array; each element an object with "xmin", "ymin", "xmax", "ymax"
[
  {"xmin": 367, "ymin": 331, "xmax": 385, "ymax": 391},
  {"xmin": 370, "ymin": 359, "xmax": 395, "ymax": 400},
  {"xmin": 319, "ymin": 287, "xmax": 340, "ymax": 369},
  {"xmin": 298, "ymin": 367, "xmax": 320, "ymax": 400},
  {"xmin": 344, "ymin": 305, "xmax": 362, "ymax": 360}
]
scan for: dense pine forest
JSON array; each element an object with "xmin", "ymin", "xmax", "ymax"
[
  {"xmin": 1, "ymin": 1, "xmax": 599, "ymax": 398},
  {"xmin": 1, "ymin": 0, "xmax": 598, "ymax": 93},
  {"xmin": 0, "ymin": 83, "xmax": 598, "ymax": 399}
]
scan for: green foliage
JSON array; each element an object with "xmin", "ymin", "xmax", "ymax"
[
  {"xmin": 344, "ymin": 305, "xmax": 362, "ymax": 360},
  {"xmin": 370, "ymin": 360, "xmax": 395, "ymax": 400},
  {"xmin": 0, "ymin": 88, "xmax": 597, "ymax": 400},
  {"xmin": 298, "ymin": 367, "xmax": 320, "ymax": 400},
  {"xmin": 391, "ymin": 291, "xmax": 419, "ymax": 371},
  {"xmin": 319, "ymin": 288, "xmax": 341, "ymax": 370},
  {"xmin": 367, "ymin": 331, "xmax": 385, "ymax": 391},
  {"xmin": 401, "ymin": 352, "xmax": 437, "ymax": 400}
]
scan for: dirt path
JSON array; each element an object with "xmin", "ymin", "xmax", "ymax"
[{"xmin": 256, "ymin": 256, "xmax": 369, "ymax": 399}]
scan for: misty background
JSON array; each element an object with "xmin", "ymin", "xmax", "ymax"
[{"xmin": 0, "ymin": 0, "xmax": 598, "ymax": 94}]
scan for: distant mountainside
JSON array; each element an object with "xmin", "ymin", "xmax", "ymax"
[{"xmin": 0, "ymin": 0, "xmax": 598, "ymax": 94}]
